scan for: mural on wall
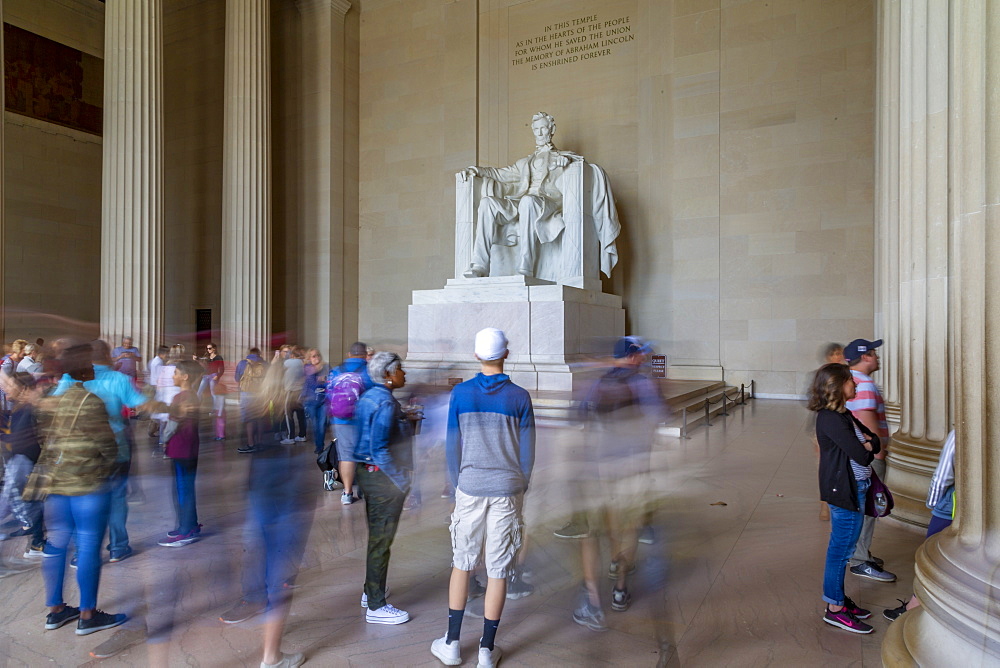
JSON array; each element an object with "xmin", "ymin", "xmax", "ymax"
[{"xmin": 3, "ymin": 23, "xmax": 103, "ymax": 135}]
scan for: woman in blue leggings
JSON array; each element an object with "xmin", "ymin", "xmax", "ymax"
[{"xmin": 28, "ymin": 342, "xmax": 128, "ymax": 636}]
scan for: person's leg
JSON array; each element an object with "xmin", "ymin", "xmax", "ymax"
[
  {"xmin": 470, "ymin": 197, "xmax": 516, "ymax": 273},
  {"xmin": 6, "ymin": 455, "xmax": 35, "ymax": 529},
  {"xmin": 358, "ymin": 469, "xmax": 406, "ymax": 610},
  {"xmin": 71, "ymin": 489, "xmax": 112, "ymax": 615},
  {"xmin": 926, "ymin": 514, "xmax": 953, "ymax": 538},
  {"xmin": 516, "ymin": 196, "xmax": 544, "ymax": 276},
  {"xmin": 824, "ymin": 482, "xmax": 868, "ymax": 609},
  {"xmin": 177, "ymin": 458, "xmax": 198, "ymax": 533},
  {"xmin": 334, "ymin": 423, "xmax": 358, "ymax": 496},
  {"xmin": 43, "ymin": 495, "xmax": 73, "ymax": 608},
  {"xmin": 850, "ymin": 460, "xmax": 886, "ymax": 566},
  {"xmin": 580, "ymin": 535, "xmax": 602, "ymax": 606},
  {"xmin": 213, "ymin": 393, "xmax": 226, "ymax": 439},
  {"xmin": 106, "ymin": 462, "xmax": 131, "ymax": 554},
  {"xmin": 294, "ymin": 404, "xmax": 306, "ymax": 438}
]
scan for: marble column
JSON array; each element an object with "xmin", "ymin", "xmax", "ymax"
[
  {"xmin": 881, "ymin": 0, "xmax": 951, "ymax": 527},
  {"xmin": 99, "ymin": 0, "xmax": 164, "ymax": 367},
  {"xmin": 221, "ymin": 0, "xmax": 272, "ymax": 361},
  {"xmin": 296, "ymin": 0, "xmax": 350, "ymax": 361},
  {"xmin": 883, "ymin": 0, "xmax": 1000, "ymax": 664},
  {"xmin": 874, "ymin": 0, "xmax": 901, "ymax": 432}
]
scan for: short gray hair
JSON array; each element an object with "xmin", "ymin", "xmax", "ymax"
[{"xmin": 367, "ymin": 351, "xmax": 402, "ymax": 385}]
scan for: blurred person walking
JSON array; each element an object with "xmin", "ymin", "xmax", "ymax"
[
  {"xmin": 809, "ymin": 362, "xmax": 880, "ymax": 635},
  {"xmin": 146, "ymin": 346, "xmax": 169, "ymax": 438},
  {"xmin": 52, "ymin": 340, "xmax": 160, "ymax": 563},
  {"xmin": 235, "ymin": 348, "xmax": 268, "ymax": 454},
  {"xmin": 303, "ymin": 349, "xmax": 330, "ymax": 454},
  {"xmin": 280, "ymin": 347, "xmax": 307, "ymax": 444},
  {"xmin": 355, "ymin": 351, "xmax": 415, "ymax": 625},
  {"xmin": 328, "ymin": 341, "xmax": 373, "ymax": 504},
  {"xmin": 0, "ymin": 373, "xmax": 45, "ymax": 555},
  {"xmin": 157, "ymin": 361, "xmax": 204, "ymax": 547},
  {"xmin": 28, "ymin": 341, "xmax": 128, "ymax": 636},
  {"xmin": 17, "ymin": 342, "xmax": 43, "ymax": 377},
  {"xmin": 572, "ymin": 336, "xmax": 663, "ymax": 631},
  {"xmin": 812, "ymin": 343, "xmax": 846, "ymax": 522},
  {"xmin": 430, "ymin": 328, "xmax": 535, "ymax": 668},
  {"xmin": 198, "ymin": 342, "xmax": 227, "ymax": 440}
]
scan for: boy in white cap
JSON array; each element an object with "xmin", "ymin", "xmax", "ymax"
[{"xmin": 430, "ymin": 328, "xmax": 535, "ymax": 668}]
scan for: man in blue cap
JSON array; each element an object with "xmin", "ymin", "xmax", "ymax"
[{"xmin": 843, "ymin": 338, "xmax": 896, "ymax": 583}]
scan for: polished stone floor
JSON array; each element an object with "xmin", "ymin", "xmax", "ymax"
[{"xmin": 0, "ymin": 399, "xmax": 925, "ymax": 667}]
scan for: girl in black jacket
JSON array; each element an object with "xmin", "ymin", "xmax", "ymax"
[{"xmin": 808, "ymin": 363, "xmax": 880, "ymax": 635}]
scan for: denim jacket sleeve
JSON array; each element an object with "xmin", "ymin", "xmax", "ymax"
[{"xmin": 362, "ymin": 394, "xmax": 411, "ymax": 493}]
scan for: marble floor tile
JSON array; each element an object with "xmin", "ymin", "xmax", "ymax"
[{"xmin": 0, "ymin": 400, "xmax": 922, "ymax": 666}]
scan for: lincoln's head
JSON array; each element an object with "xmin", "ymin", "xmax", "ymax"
[{"xmin": 531, "ymin": 112, "xmax": 556, "ymax": 147}]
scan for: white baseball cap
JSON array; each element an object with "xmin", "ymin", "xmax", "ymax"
[{"xmin": 474, "ymin": 328, "xmax": 508, "ymax": 361}]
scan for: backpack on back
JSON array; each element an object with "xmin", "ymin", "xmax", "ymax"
[
  {"xmin": 327, "ymin": 371, "xmax": 365, "ymax": 419},
  {"xmin": 239, "ymin": 359, "xmax": 264, "ymax": 393}
]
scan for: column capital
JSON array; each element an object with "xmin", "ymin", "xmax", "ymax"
[{"xmin": 296, "ymin": 0, "xmax": 350, "ymax": 17}]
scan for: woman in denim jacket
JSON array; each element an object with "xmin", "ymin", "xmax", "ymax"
[{"xmin": 354, "ymin": 351, "xmax": 413, "ymax": 626}]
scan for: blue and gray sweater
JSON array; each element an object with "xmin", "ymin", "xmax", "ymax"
[{"xmin": 446, "ymin": 372, "xmax": 535, "ymax": 497}]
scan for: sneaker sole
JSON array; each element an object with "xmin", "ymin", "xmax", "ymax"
[
  {"xmin": 572, "ymin": 613, "xmax": 608, "ymax": 632},
  {"xmin": 850, "ymin": 571, "xmax": 896, "ymax": 583},
  {"xmin": 158, "ymin": 539, "xmax": 198, "ymax": 548},
  {"xmin": 366, "ymin": 615, "xmax": 409, "ymax": 625},
  {"xmin": 611, "ymin": 602, "xmax": 631, "ymax": 612},
  {"xmin": 883, "ymin": 610, "xmax": 906, "ymax": 622},
  {"xmin": 45, "ymin": 614, "xmax": 81, "ymax": 630},
  {"xmin": 431, "ymin": 646, "xmax": 462, "ymax": 666},
  {"xmin": 76, "ymin": 617, "xmax": 127, "ymax": 636},
  {"xmin": 554, "ymin": 532, "xmax": 590, "ymax": 539},
  {"xmin": 220, "ymin": 610, "xmax": 264, "ymax": 624},
  {"xmin": 822, "ymin": 616, "xmax": 873, "ymax": 634},
  {"xmin": 505, "ymin": 590, "xmax": 533, "ymax": 600}
]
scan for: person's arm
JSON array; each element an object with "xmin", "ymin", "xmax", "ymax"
[
  {"xmin": 817, "ymin": 410, "xmax": 874, "ymax": 466},
  {"xmin": 853, "ymin": 409, "xmax": 882, "ymax": 440},
  {"xmin": 234, "ymin": 359, "xmax": 246, "ymax": 383},
  {"xmin": 445, "ymin": 390, "xmax": 462, "ymax": 489},
  {"xmin": 519, "ymin": 395, "xmax": 536, "ymax": 487}
]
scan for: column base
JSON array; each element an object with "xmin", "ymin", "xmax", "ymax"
[
  {"xmin": 885, "ymin": 430, "xmax": 943, "ymax": 527},
  {"xmin": 882, "ymin": 536, "xmax": 1000, "ymax": 666}
]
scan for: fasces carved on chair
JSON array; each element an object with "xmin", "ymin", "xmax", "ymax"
[{"xmin": 455, "ymin": 112, "xmax": 621, "ymax": 289}]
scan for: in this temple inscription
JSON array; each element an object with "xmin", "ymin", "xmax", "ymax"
[
  {"xmin": 455, "ymin": 112, "xmax": 621, "ymax": 286},
  {"xmin": 512, "ymin": 14, "xmax": 634, "ymax": 71}
]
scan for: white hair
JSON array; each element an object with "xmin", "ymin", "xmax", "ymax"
[{"xmin": 367, "ymin": 351, "xmax": 402, "ymax": 385}]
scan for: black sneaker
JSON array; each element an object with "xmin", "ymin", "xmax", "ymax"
[
  {"xmin": 236, "ymin": 445, "xmax": 256, "ymax": 454},
  {"xmin": 45, "ymin": 605, "xmax": 81, "ymax": 630},
  {"xmin": 883, "ymin": 598, "xmax": 909, "ymax": 622},
  {"xmin": 610, "ymin": 588, "xmax": 632, "ymax": 611},
  {"xmin": 109, "ymin": 547, "xmax": 134, "ymax": 563},
  {"xmin": 850, "ymin": 560, "xmax": 896, "ymax": 582},
  {"xmin": 76, "ymin": 610, "xmax": 128, "ymax": 636},
  {"xmin": 553, "ymin": 520, "xmax": 590, "ymax": 539}
]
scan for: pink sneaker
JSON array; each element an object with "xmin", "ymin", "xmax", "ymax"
[
  {"xmin": 824, "ymin": 607, "xmax": 874, "ymax": 634},
  {"xmin": 843, "ymin": 596, "xmax": 871, "ymax": 619}
]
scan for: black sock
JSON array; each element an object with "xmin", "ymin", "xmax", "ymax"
[
  {"xmin": 446, "ymin": 608, "xmax": 464, "ymax": 643},
  {"xmin": 481, "ymin": 618, "xmax": 500, "ymax": 650}
]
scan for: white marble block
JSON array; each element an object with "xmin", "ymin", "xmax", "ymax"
[{"xmin": 407, "ymin": 276, "xmax": 624, "ymax": 391}]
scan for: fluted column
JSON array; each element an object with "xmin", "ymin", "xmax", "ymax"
[
  {"xmin": 222, "ymin": 0, "xmax": 271, "ymax": 360},
  {"xmin": 296, "ymin": 0, "xmax": 350, "ymax": 361},
  {"xmin": 875, "ymin": 0, "xmax": 901, "ymax": 432},
  {"xmin": 883, "ymin": 0, "xmax": 951, "ymax": 527},
  {"xmin": 883, "ymin": 0, "xmax": 1000, "ymax": 663},
  {"xmin": 99, "ymin": 0, "xmax": 164, "ymax": 364}
]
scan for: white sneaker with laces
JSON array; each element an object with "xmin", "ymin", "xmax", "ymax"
[
  {"xmin": 366, "ymin": 603, "xmax": 409, "ymax": 625},
  {"xmin": 341, "ymin": 492, "xmax": 355, "ymax": 505},
  {"xmin": 294, "ymin": 436, "xmax": 306, "ymax": 442},
  {"xmin": 430, "ymin": 635, "xmax": 461, "ymax": 665},
  {"xmin": 477, "ymin": 645, "xmax": 501, "ymax": 668}
]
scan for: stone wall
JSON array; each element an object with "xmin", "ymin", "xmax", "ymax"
[{"xmin": 358, "ymin": 0, "xmax": 875, "ymax": 395}]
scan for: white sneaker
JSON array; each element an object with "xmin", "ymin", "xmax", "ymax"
[
  {"xmin": 260, "ymin": 651, "xmax": 305, "ymax": 668},
  {"xmin": 280, "ymin": 438, "xmax": 295, "ymax": 445},
  {"xmin": 431, "ymin": 635, "xmax": 461, "ymax": 665},
  {"xmin": 360, "ymin": 586, "xmax": 390, "ymax": 607},
  {"xmin": 366, "ymin": 603, "xmax": 409, "ymax": 625},
  {"xmin": 341, "ymin": 492, "xmax": 355, "ymax": 505},
  {"xmin": 294, "ymin": 436, "xmax": 306, "ymax": 442},
  {"xmin": 477, "ymin": 645, "xmax": 501, "ymax": 668}
]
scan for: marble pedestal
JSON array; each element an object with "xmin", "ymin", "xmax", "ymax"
[{"xmin": 406, "ymin": 276, "xmax": 624, "ymax": 392}]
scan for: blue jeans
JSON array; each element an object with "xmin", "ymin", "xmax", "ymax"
[
  {"xmin": 107, "ymin": 462, "xmax": 130, "ymax": 553},
  {"xmin": 304, "ymin": 399, "xmax": 328, "ymax": 453},
  {"xmin": 43, "ymin": 489, "xmax": 111, "ymax": 610},
  {"xmin": 171, "ymin": 458, "xmax": 199, "ymax": 534},
  {"xmin": 823, "ymin": 478, "xmax": 869, "ymax": 606}
]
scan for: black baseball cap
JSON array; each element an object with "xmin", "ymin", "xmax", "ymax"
[{"xmin": 844, "ymin": 338, "xmax": 882, "ymax": 363}]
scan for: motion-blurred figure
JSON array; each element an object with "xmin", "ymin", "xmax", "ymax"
[{"xmin": 573, "ymin": 336, "xmax": 664, "ymax": 631}]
